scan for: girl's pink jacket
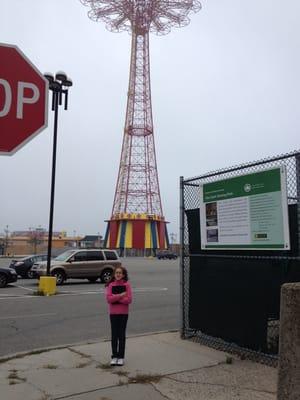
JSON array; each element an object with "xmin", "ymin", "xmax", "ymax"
[{"xmin": 106, "ymin": 280, "xmax": 133, "ymax": 315}]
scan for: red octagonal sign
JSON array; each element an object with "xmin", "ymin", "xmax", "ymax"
[{"xmin": 0, "ymin": 43, "xmax": 48, "ymax": 155}]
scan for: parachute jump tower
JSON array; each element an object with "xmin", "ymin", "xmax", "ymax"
[{"xmin": 81, "ymin": 0, "xmax": 201, "ymax": 254}]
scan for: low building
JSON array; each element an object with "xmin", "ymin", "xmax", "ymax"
[
  {"xmin": 4, "ymin": 231, "xmax": 82, "ymax": 256},
  {"xmin": 78, "ymin": 235, "xmax": 103, "ymax": 248}
]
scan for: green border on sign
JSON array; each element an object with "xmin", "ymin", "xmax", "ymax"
[
  {"xmin": 205, "ymin": 244, "xmax": 285, "ymax": 249},
  {"xmin": 203, "ymin": 168, "xmax": 281, "ymax": 203},
  {"xmin": 199, "ymin": 166, "xmax": 290, "ymax": 250}
]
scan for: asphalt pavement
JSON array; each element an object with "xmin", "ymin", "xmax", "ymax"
[{"xmin": 0, "ymin": 258, "xmax": 179, "ymax": 357}]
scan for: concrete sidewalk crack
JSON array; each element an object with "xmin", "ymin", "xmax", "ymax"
[
  {"xmin": 24, "ymin": 380, "xmax": 52, "ymax": 399},
  {"xmin": 67, "ymin": 347, "xmax": 92, "ymax": 359},
  {"xmin": 150, "ymin": 382, "xmax": 172, "ymax": 399},
  {"xmin": 51, "ymin": 383, "xmax": 128, "ymax": 400},
  {"xmin": 51, "ymin": 380, "xmax": 174, "ymax": 400},
  {"xmin": 159, "ymin": 360, "xmax": 226, "ymax": 377}
]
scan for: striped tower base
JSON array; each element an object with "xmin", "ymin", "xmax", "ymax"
[{"xmin": 104, "ymin": 214, "xmax": 169, "ymax": 253}]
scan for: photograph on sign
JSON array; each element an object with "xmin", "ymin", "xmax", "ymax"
[{"xmin": 199, "ymin": 166, "xmax": 290, "ymax": 250}]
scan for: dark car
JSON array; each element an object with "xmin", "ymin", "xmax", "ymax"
[
  {"xmin": 10, "ymin": 254, "xmax": 48, "ymax": 278},
  {"xmin": 157, "ymin": 250, "xmax": 178, "ymax": 260},
  {"xmin": 0, "ymin": 267, "xmax": 18, "ymax": 288}
]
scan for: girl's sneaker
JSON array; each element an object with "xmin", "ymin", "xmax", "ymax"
[
  {"xmin": 117, "ymin": 358, "xmax": 124, "ymax": 366},
  {"xmin": 110, "ymin": 358, "xmax": 118, "ymax": 366}
]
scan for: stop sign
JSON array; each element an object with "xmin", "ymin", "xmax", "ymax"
[{"xmin": 0, "ymin": 43, "xmax": 48, "ymax": 155}]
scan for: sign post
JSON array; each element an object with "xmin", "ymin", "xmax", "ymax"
[{"xmin": 0, "ymin": 43, "xmax": 48, "ymax": 154}]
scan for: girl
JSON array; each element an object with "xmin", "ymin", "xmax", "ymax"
[{"xmin": 105, "ymin": 266, "xmax": 132, "ymax": 366}]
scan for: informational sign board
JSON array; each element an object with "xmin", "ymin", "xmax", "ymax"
[{"xmin": 199, "ymin": 167, "xmax": 290, "ymax": 250}]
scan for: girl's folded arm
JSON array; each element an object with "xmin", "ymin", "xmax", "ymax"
[
  {"xmin": 106, "ymin": 286, "xmax": 121, "ymax": 303},
  {"xmin": 119, "ymin": 283, "xmax": 132, "ymax": 304}
]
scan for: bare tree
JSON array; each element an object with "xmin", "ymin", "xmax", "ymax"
[
  {"xmin": 3, "ymin": 225, "xmax": 11, "ymax": 256},
  {"xmin": 0, "ymin": 238, "xmax": 5, "ymax": 255},
  {"xmin": 27, "ymin": 228, "xmax": 45, "ymax": 254}
]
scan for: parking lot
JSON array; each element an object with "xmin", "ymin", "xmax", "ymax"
[
  {"xmin": 0, "ymin": 257, "xmax": 179, "ymax": 357},
  {"xmin": 0, "ymin": 277, "xmax": 169, "ymax": 301},
  {"xmin": 0, "ymin": 256, "xmax": 176, "ymax": 298}
]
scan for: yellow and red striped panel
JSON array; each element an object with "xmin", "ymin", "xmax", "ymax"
[{"xmin": 104, "ymin": 219, "xmax": 169, "ymax": 249}]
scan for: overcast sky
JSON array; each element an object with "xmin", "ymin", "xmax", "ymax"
[{"xmin": 0, "ymin": 0, "xmax": 299, "ymax": 239}]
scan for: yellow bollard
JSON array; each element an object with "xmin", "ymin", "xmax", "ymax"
[{"xmin": 39, "ymin": 276, "xmax": 57, "ymax": 296}]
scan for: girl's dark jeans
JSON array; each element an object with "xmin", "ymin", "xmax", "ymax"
[{"xmin": 110, "ymin": 314, "xmax": 128, "ymax": 359}]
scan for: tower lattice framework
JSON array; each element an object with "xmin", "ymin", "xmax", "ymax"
[
  {"xmin": 113, "ymin": 32, "xmax": 162, "ymax": 217},
  {"xmin": 81, "ymin": 0, "xmax": 201, "ymax": 253}
]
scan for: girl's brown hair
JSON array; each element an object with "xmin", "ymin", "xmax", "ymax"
[{"xmin": 105, "ymin": 265, "xmax": 129, "ymax": 287}]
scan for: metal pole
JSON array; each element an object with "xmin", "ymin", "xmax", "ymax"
[
  {"xmin": 46, "ymin": 90, "xmax": 59, "ymax": 276},
  {"xmin": 179, "ymin": 176, "xmax": 185, "ymax": 338},
  {"xmin": 296, "ymin": 154, "xmax": 300, "ymax": 256}
]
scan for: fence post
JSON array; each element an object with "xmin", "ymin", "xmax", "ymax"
[
  {"xmin": 277, "ymin": 282, "xmax": 300, "ymax": 400},
  {"xmin": 179, "ymin": 176, "xmax": 185, "ymax": 338},
  {"xmin": 296, "ymin": 154, "xmax": 300, "ymax": 255}
]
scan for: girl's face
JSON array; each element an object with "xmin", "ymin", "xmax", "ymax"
[{"xmin": 114, "ymin": 268, "xmax": 124, "ymax": 281}]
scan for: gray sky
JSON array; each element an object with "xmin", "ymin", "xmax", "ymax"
[{"xmin": 0, "ymin": 0, "xmax": 299, "ymax": 238}]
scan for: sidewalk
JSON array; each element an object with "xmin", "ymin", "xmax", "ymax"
[{"xmin": 0, "ymin": 331, "xmax": 277, "ymax": 400}]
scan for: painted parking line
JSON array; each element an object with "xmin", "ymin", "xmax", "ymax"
[
  {"xmin": 0, "ymin": 312, "xmax": 56, "ymax": 320},
  {"xmin": 57, "ymin": 287, "xmax": 168, "ymax": 295},
  {"xmin": 12, "ymin": 284, "xmax": 35, "ymax": 292},
  {"xmin": 0, "ymin": 287, "xmax": 168, "ymax": 300},
  {"xmin": 133, "ymin": 287, "xmax": 168, "ymax": 292}
]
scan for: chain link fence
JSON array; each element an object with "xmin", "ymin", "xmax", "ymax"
[{"xmin": 180, "ymin": 150, "xmax": 300, "ymax": 367}]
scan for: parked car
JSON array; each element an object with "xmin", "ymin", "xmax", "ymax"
[
  {"xmin": 0, "ymin": 267, "xmax": 18, "ymax": 288},
  {"xmin": 157, "ymin": 250, "xmax": 178, "ymax": 260},
  {"xmin": 32, "ymin": 249, "xmax": 121, "ymax": 285},
  {"xmin": 10, "ymin": 254, "xmax": 48, "ymax": 278}
]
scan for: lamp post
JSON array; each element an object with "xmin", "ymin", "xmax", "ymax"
[{"xmin": 44, "ymin": 72, "xmax": 72, "ymax": 276}]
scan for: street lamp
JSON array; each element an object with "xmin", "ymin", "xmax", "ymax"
[{"xmin": 44, "ymin": 72, "xmax": 72, "ymax": 276}]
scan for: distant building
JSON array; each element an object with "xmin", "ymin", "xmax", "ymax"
[
  {"xmin": 12, "ymin": 230, "xmax": 64, "ymax": 238},
  {"xmin": 4, "ymin": 230, "xmax": 82, "ymax": 256},
  {"xmin": 78, "ymin": 235, "xmax": 103, "ymax": 249}
]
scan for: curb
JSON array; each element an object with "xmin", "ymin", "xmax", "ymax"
[{"xmin": 0, "ymin": 329, "xmax": 179, "ymax": 363}]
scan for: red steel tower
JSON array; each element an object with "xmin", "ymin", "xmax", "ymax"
[{"xmin": 81, "ymin": 1, "xmax": 201, "ymax": 253}]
